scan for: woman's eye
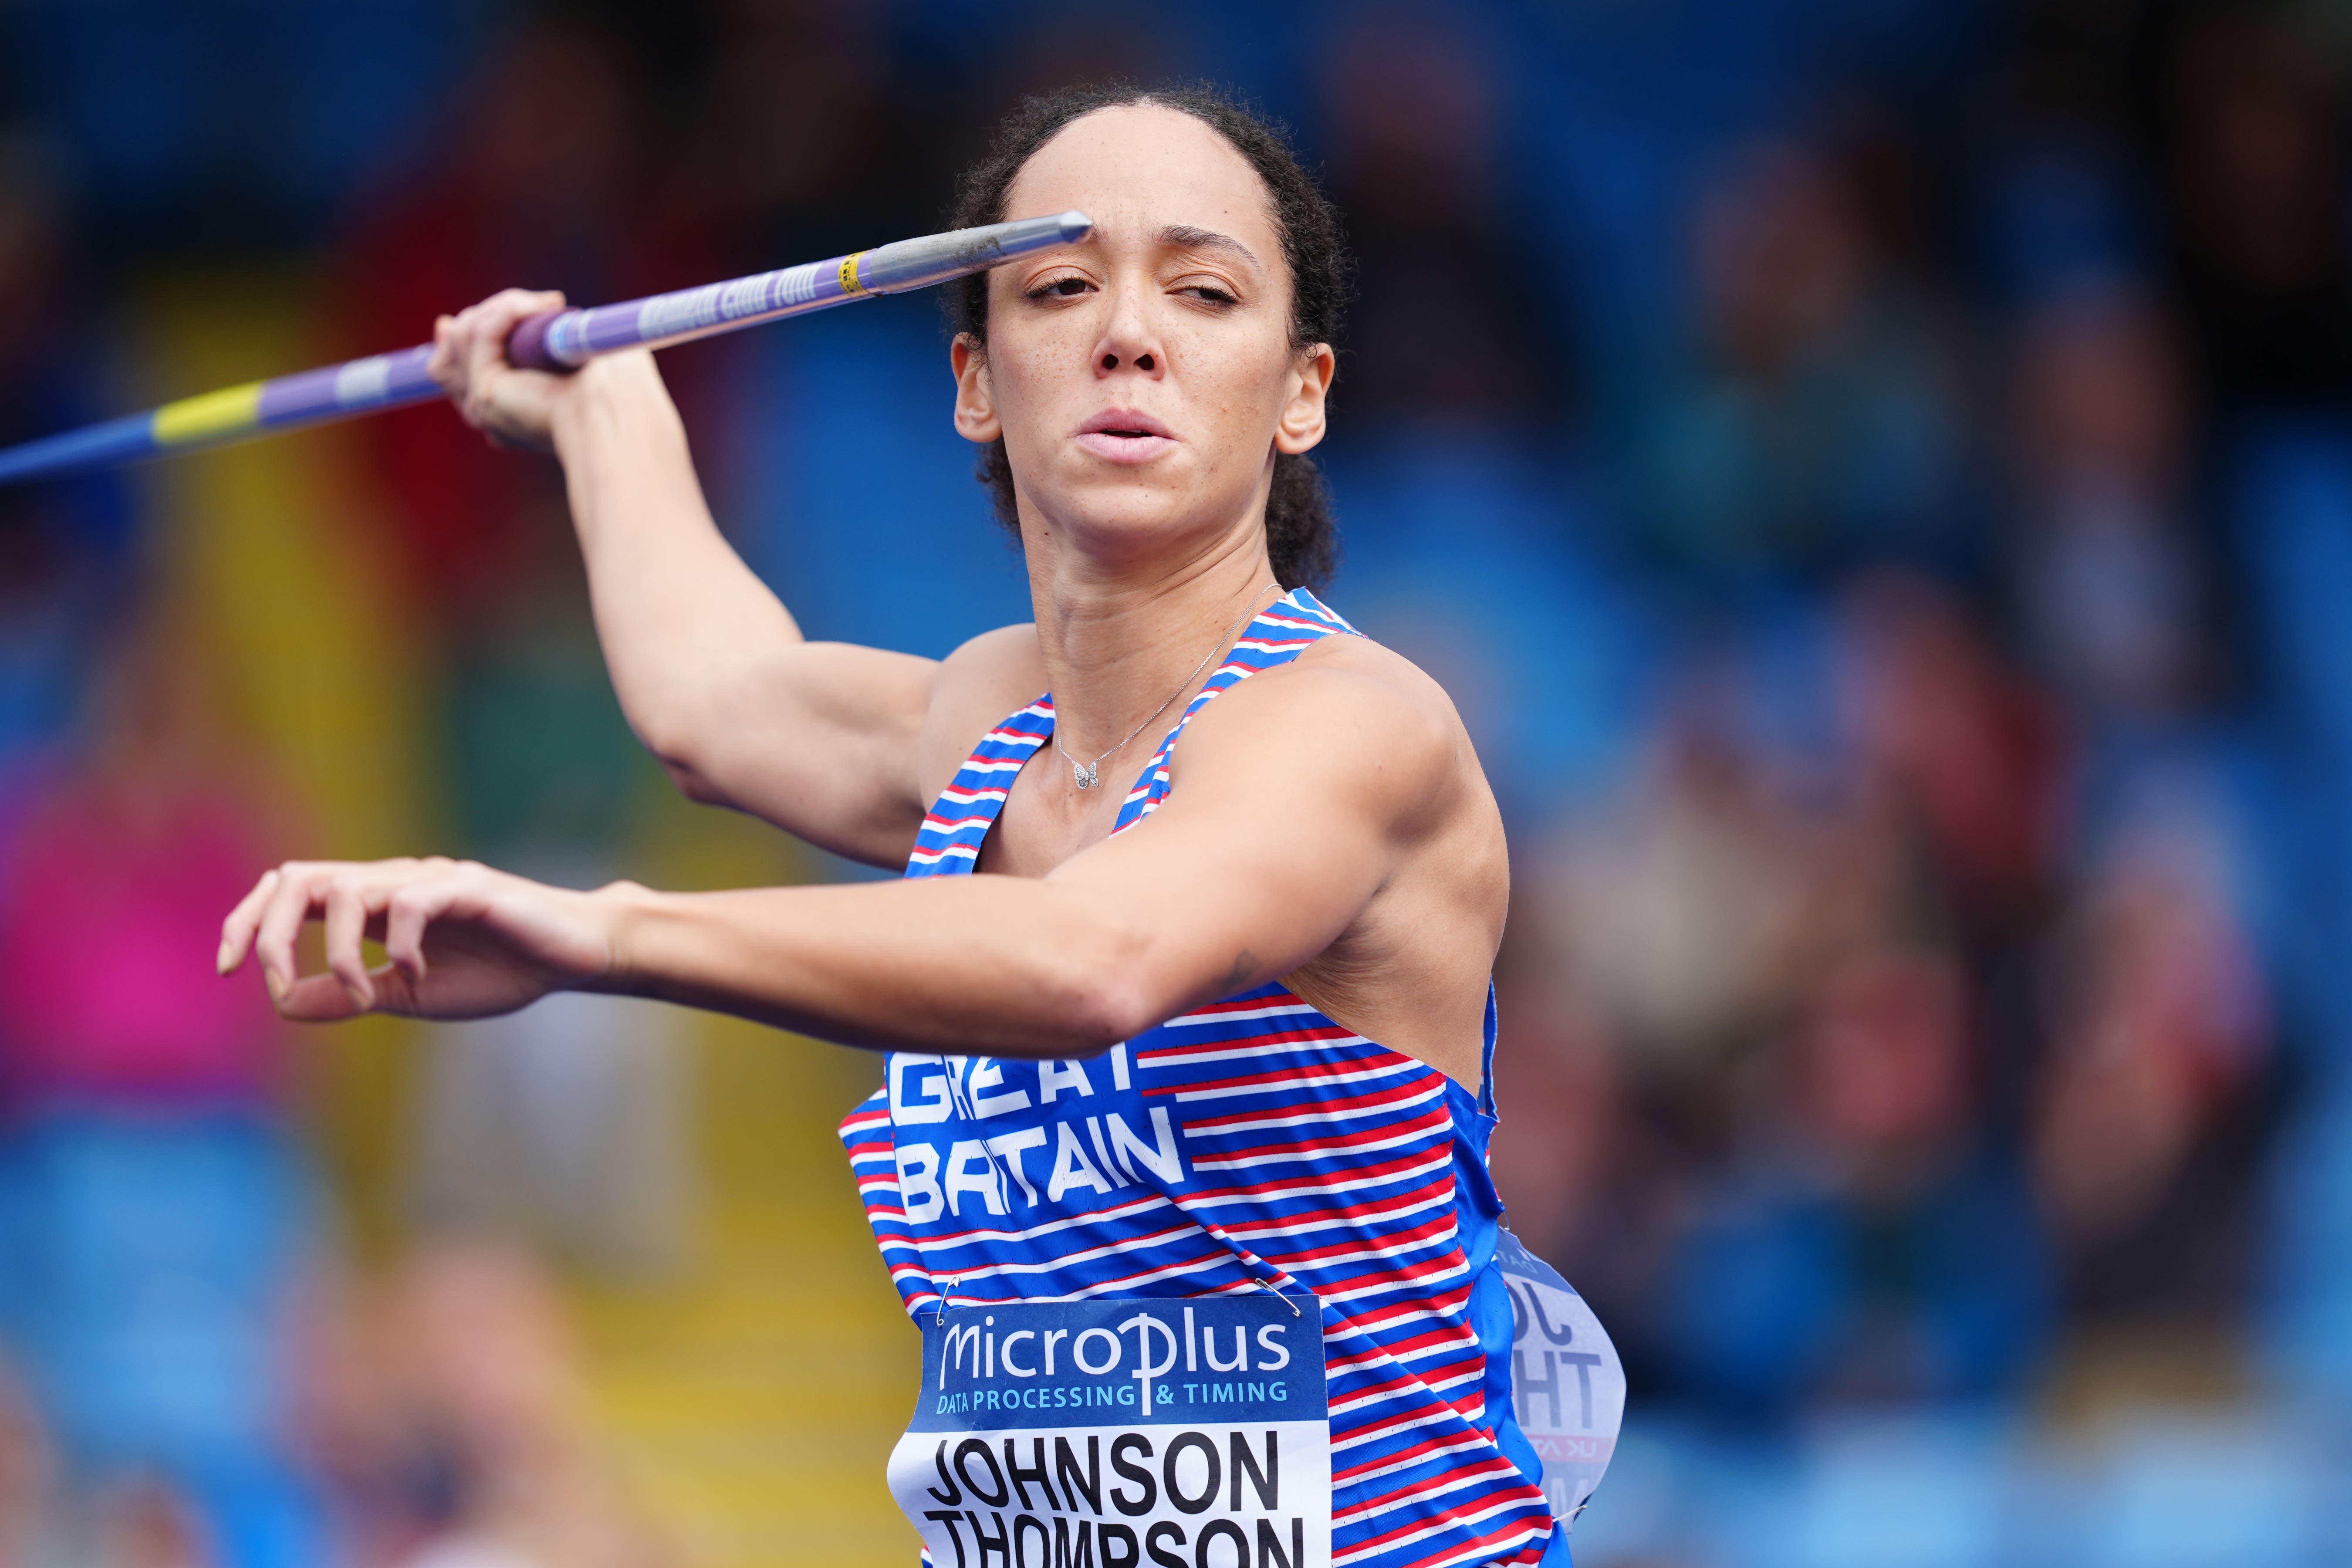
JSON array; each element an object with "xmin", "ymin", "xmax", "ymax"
[
  {"xmin": 1180, "ymin": 284, "xmax": 1239, "ymax": 306},
  {"xmin": 1028, "ymin": 276, "xmax": 1093, "ymax": 299}
]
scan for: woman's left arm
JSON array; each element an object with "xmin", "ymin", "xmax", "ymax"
[{"xmin": 216, "ymin": 662, "xmax": 1465, "ymax": 1056}]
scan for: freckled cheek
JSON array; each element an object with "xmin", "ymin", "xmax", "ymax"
[
  {"xmin": 991, "ymin": 334, "xmax": 1085, "ymax": 430},
  {"xmin": 1180, "ymin": 353, "xmax": 1277, "ymax": 459}
]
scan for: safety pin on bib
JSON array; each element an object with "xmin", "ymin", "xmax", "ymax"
[{"xmin": 1253, "ymin": 1276, "xmax": 1303, "ymax": 1317}]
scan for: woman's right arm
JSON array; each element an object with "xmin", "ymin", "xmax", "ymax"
[{"xmin": 431, "ymin": 290, "xmax": 939, "ymax": 868}]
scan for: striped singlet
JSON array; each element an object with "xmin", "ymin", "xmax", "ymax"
[{"xmin": 838, "ymin": 589, "xmax": 1561, "ymax": 1568}]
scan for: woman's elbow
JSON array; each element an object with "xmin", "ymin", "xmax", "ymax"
[
  {"xmin": 1041, "ymin": 928, "xmax": 1163, "ymax": 1053},
  {"xmin": 654, "ymin": 752, "xmax": 730, "ymax": 808},
  {"xmin": 635, "ymin": 713, "xmax": 734, "ymax": 807}
]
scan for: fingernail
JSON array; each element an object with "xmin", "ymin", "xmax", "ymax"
[
  {"xmin": 266, "ymin": 969, "xmax": 285, "ymax": 1003},
  {"xmin": 216, "ymin": 943, "xmax": 233, "ymax": 977}
]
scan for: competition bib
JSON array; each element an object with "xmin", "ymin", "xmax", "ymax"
[
  {"xmin": 889, "ymin": 1294, "xmax": 1331, "ymax": 1568},
  {"xmin": 1496, "ymin": 1230, "xmax": 1625, "ymax": 1531}
]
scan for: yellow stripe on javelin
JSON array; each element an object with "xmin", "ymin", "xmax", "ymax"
[
  {"xmin": 838, "ymin": 253, "xmax": 867, "ymax": 296},
  {"xmin": 152, "ymin": 381, "xmax": 266, "ymax": 446}
]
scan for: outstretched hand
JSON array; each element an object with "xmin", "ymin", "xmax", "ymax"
[{"xmin": 217, "ymin": 857, "xmax": 627, "ymax": 1022}]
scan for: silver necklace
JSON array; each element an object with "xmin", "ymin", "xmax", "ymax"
[{"xmin": 1053, "ymin": 585, "xmax": 1278, "ymax": 790}]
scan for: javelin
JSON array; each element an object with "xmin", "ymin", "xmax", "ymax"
[{"xmin": 0, "ymin": 210, "xmax": 1093, "ymax": 487}]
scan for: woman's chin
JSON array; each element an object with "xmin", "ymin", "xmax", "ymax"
[{"xmin": 1032, "ymin": 482, "xmax": 1252, "ymax": 554}]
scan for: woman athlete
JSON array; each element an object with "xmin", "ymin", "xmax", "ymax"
[{"xmin": 219, "ymin": 85, "xmax": 1606, "ymax": 1568}]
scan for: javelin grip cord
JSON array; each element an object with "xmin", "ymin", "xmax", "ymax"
[{"xmin": 0, "ymin": 210, "xmax": 1092, "ymax": 487}]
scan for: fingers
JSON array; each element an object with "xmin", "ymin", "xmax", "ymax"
[
  {"xmin": 246, "ymin": 859, "xmax": 409, "ymax": 1007},
  {"xmin": 229, "ymin": 856, "xmax": 478, "ymax": 1018},
  {"xmin": 385, "ymin": 869, "xmax": 467, "ymax": 984},
  {"xmin": 218, "ymin": 866, "xmax": 281, "ymax": 975},
  {"xmin": 462, "ymin": 289, "xmax": 566, "ymax": 408},
  {"xmin": 273, "ymin": 969, "xmax": 370, "ymax": 1024},
  {"xmin": 321, "ymin": 872, "xmax": 388, "ymax": 1012},
  {"xmin": 426, "ymin": 314, "xmax": 459, "ymax": 392},
  {"xmin": 426, "ymin": 288, "xmax": 565, "ymax": 414},
  {"xmin": 252, "ymin": 864, "xmax": 326, "ymax": 1001}
]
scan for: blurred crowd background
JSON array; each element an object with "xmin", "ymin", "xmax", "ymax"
[{"xmin": 2, "ymin": 1, "xmax": 2350, "ymax": 1565}]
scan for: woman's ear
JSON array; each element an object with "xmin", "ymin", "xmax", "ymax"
[
  {"xmin": 1274, "ymin": 343, "xmax": 1336, "ymax": 456},
  {"xmin": 952, "ymin": 334, "xmax": 1001, "ymax": 445}
]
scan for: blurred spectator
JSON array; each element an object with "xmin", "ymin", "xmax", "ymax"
[
  {"xmin": 0, "ymin": 612, "xmax": 324, "ymax": 1568},
  {"xmin": 1537, "ymin": 700, "xmax": 1823, "ymax": 1082},
  {"xmin": 678, "ymin": 0, "xmax": 907, "ymax": 262},
  {"xmin": 1634, "ymin": 127, "xmax": 1969, "ymax": 580},
  {"xmin": 1838, "ymin": 569, "xmax": 2069, "ymax": 936},
  {"xmin": 2159, "ymin": 5, "xmax": 2352, "ymax": 413},
  {"xmin": 2007, "ymin": 287, "xmax": 2216, "ymax": 729},
  {"xmin": 2032, "ymin": 779, "xmax": 2268, "ymax": 1328},
  {"xmin": 0, "ymin": 1358, "xmax": 59, "ymax": 1565},
  {"xmin": 1318, "ymin": 7, "xmax": 1565, "ymax": 431},
  {"xmin": 328, "ymin": 12, "xmax": 720, "ymax": 632},
  {"xmin": 0, "ymin": 616, "xmax": 290, "ymax": 1106},
  {"xmin": 79, "ymin": 1477, "xmax": 209, "ymax": 1568},
  {"xmin": 1654, "ymin": 939, "xmax": 2048, "ymax": 1418},
  {"xmin": 301, "ymin": 1242, "xmax": 670, "ymax": 1568}
]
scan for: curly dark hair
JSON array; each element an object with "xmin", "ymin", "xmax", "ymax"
[{"xmin": 946, "ymin": 82, "xmax": 1348, "ymax": 591}]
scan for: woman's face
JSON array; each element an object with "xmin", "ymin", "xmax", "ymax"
[{"xmin": 952, "ymin": 105, "xmax": 1334, "ymax": 571}]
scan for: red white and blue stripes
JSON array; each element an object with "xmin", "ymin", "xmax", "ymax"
[{"xmin": 840, "ymin": 589, "xmax": 1559, "ymax": 1568}]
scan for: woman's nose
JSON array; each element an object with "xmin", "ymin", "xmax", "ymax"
[{"xmin": 1092, "ymin": 288, "xmax": 1163, "ymax": 378}]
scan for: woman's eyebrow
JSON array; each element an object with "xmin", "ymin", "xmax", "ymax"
[{"xmin": 1158, "ymin": 224, "xmax": 1261, "ymax": 271}]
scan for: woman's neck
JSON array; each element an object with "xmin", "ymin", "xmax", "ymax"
[{"xmin": 1025, "ymin": 521, "xmax": 1279, "ymax": 760}]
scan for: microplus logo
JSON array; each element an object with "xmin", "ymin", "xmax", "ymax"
[{"xmin": 939, "ymin": 1305, "xmax": 1294, "ymax": 1419}]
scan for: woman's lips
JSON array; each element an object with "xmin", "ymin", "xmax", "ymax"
[
  {"xmin": 1075, "ymin": 429, "xmax": 1177, "ymax": 463},
  {"xmin": 1075, "ymin": 409, "xmax": 1176, "ymax": 464}
]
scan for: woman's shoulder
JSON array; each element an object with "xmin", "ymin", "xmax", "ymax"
[
  {"xmin": 1265, "ymin": 627, "xmax": 1469, "ymax": 742},
  {"xmin": 913, "ymin": 622, "xmax": 1046, "ymax": 791},
  {"xmin": 1186, "ymin": 627, "xmax": 1486, "ymax": 814}
]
